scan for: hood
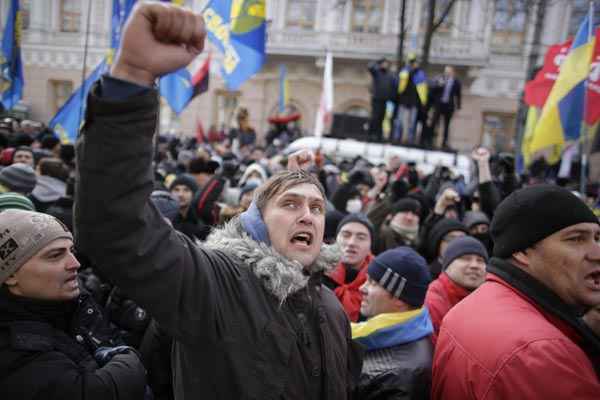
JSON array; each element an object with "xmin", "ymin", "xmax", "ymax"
[
  {"xmin": 205, "ymin": 217, "xmax": 340, "ymax": 303},
  {"xmin": 32, "ymin": 175, "xmax": 66, "ymax": 203}
]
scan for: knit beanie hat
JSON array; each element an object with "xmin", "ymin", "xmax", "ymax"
[
  {"xmin": 150, "ymin": 190, "xmax": 180, "ymax": 222},
  {"xmin": 426, "ymin": 218, "xmax": 467, "ymax": 260},
  {"xmin": 367, "ymin": 247, "xmax": 431, "ymax": 307},
  {"xmin": 0, "ymin": 163, "xmax": 37, "ymax": 195},
  {"xmin": 336, "ymin": 212, "xmax": 374, "ymax": 241},
  {"xmin": 0, "ymin": 192, "xmax": 35, "ymax": 212},
  {"xmin": 442, "ymin": 236, "xmax": 489, "ymax": 270},
  {"xmin": 491, "ymin": 184, "xmax": 598, "ymax": 258},
  {"xmin": 0, "ymin": 210, "xmax": 72, "ymax": 283},
  {"xmin": 391, "ymin": 197, "xmax": 421, "ymax": 216},
  {"xmin": 169, "ymin": 173, "xmax": 199, "ymax": 193},
  {"xmin": 462, "ymin": 210, "xmax": 490, "ymax": 230}
]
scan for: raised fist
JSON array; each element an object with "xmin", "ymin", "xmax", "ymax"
[{"xmin": 111, "ymin": 2, "xmax": 206, "ymax": 86}]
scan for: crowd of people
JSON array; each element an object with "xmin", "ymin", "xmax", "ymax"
[
  {"xmin": 0, "ymin": 3, "xmax": 600, "ymax": 400},
  {"xmin": 368, "ymin": 56, "xmax": 461, "ymax": 150}
]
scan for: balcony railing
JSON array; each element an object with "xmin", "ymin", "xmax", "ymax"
[{"xmin": 267, "ymin": 28, "xmax": 489, "ymax": 66}]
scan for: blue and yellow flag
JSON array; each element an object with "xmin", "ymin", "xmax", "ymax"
[
  {"xmin": 203, "ymin": 0, "xmax": 266, "ymax": 90},
  {"xmin": 49, "ymin": 60, "xmax": 107, "ymax": 143},
  {"xmin": 528, "ymin": 11, "xmax": 596, "ymax": 164},
  {"xmin": 278, "ymin": 64, "xmax": 289, "ymax": 113},
  {"xmin": 0, "ymin": 0, "xmax": 24, "ymax": 110}
]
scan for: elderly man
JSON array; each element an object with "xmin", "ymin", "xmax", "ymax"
[
  {"xmin": 74, "ymin": 3, "xmax": 361, "ymax": 399},
  {"xmin": 323, "ymin": 213, "xmax": 375, "ymax": 322},
  {"xmin": 0, "ymin": 210, "xmax": 147, "ymax": 399},
  {"xmin": 432, "ymin": 185, "xmax": 600, "ymax": 399}
]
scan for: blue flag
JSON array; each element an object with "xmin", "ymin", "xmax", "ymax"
[
  {"xmin": 49, "ymin": 61, "xmax": 107, "ymax": 143},
  {"xmin": 203, "ymin": 0, "xmax": 266, "ymax": 90},
  {"xmin": 0, "ymin": 0, "xmax": 24, "ymax": 110},
  {"xmin": 109, "ymin": 0, "xmax": 137, "ymax": 64}
]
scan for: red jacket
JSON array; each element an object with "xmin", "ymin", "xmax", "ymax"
[
  {"xmin": 432, "ymin": 274, "xmax": 600, "ymax": 399},
  {"xmin": 326, "ymin": 254, "xmax": 373, "ymax": 322},
  {"xmin": 424, "ymin": 272, "xmax": 470, "ymax": 345}
]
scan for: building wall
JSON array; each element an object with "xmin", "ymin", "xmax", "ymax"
[{"xmin": 3, "ymin": 0, "xmax": 592, "ymax": 157}]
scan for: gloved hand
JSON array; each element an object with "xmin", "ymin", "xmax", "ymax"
[{"xmin": 94, "ymin": 345, "xmax": 136, "ymax": 367}]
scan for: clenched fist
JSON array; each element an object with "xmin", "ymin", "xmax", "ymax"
[{"xmin": 111, "ymin": 2, "xmax": 206, "ymax": 86}]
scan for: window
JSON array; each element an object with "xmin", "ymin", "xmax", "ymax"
[
  {"xmin": 420, "ymin": 0, "xmax": 455, "ymax": 32},
  {"xmin": 568, "ymin": 0, "xmax": 600, "ymax": 37},
  {"xmin": 49, "ymin": 80, "xmax": 73, "ymax": 114},
  {"xmin": 351, "ymin": 0, "xmax": 383, "ymax": 34},
  {"xmin": 21, "ymin": 0, "xmax": 30, "ymax": 30},
  {"xmin": 491, "ymin": 0, "xmax": 526, "ymax": 47},
  {"xmin": 214, "ymin": 89, "xmax": 241, "ymax": 131},
  {"xmin": 286, "ymin": 0, "xmax": 317, "ymax": 30},
  {"xmin": 481, "ymin": 112, "xmax": 516, "ymax": 153},
  {"xmin": 60, "ymin": 0, "xmax": 81, "ymax": 33},
  {"xmin": 345, "ymin": 105, "xmax": 369, "ymax": 118}
]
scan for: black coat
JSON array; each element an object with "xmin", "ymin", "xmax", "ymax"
[
  {"xmin": 357, "ymin": 337, "xmax": 433, "ymax": 400},
  {"xmin": 0, "ymin": 288, "xmax": 147, "ymax": 400},
  {"xmin": 75, "ymin": 83, "xmax": 363, "ymax": 399}
]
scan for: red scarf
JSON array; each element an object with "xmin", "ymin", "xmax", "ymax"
[
  {"xmin": 327, "ymin": 254, "xmax": 374, "ymax": 322},
  {"xmin": 439, "ymin": 272, "xmax": 471, "ymax": 308}
]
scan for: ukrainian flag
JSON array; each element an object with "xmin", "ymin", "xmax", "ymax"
[
  {"xmin": 528, "ymin": 12, "xmax": 595, "ymax": 164},
  {"xmin": 278, "ymin": 64, "xmax": 289, "ymax": 113},
  {"xmin": 0, "ymin": 0, "xmax": 24, "ymax": 110}
]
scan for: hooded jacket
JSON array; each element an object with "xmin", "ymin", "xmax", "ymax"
[{"xmin": 75, "ymin": 82, "xmax": 362, "ymax": 400}]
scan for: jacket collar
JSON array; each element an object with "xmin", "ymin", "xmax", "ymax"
[
  {"xmin": 488, "ymin": 258, "xmax": 600, "ymax": 356},
  {"xmin": 205, "ymin": 217, "xmax": 340, "ymax": 303}
]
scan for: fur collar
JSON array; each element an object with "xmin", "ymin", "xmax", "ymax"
[{"xmin": 205, "ymin": 217, "xmax": 340, "ymax": 302}]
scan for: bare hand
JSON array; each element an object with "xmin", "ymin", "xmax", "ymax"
[
  {"xmin": 111, "ymin": 2, "xmax": 206, "ymax": 86},
  {"xmin": 373, "ymin": 169, "xmax": 388, "ymax": 190},
  {"xmin": 287, "ymin": 150, "xmax": 314, "ymax": 171},
  {"xmin": 471, "ymin": 147, "xmax": 491, "ymax": 164},
  {"xmin": 436, "ymin": 187, "xmax": 460, "ymax": 213}
]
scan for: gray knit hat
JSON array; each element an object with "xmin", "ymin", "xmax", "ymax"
[
  {"xmin": 0, "ymin": 163, "xmax": 37, "ymax": 194},
  {"xmin": 0, "ymin": 210, "xmax": 72, "ymax": 283}
]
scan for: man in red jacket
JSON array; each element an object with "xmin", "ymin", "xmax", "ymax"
[
  {"xmin": 432, "ymin": 184, "xmax": 600, "ymax": 399},
  {"xmin": 323, "ymin": 213, "xmax": 374, "ymax": 321},
  {"xmin": 424, "ymin": 236, "xmax": 488, "ymax": 344}
]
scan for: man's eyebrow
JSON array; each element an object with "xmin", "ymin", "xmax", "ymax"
[{"xmin": 278, "ymin": 192, "xmax": 324, "ymax": 203}]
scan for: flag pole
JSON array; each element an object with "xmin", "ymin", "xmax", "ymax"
[
  {"xmin": 580, "ymin": 1, "xmax": 593, "ymax": 195},
  {"xmin": 77, "ymin": 0, "xmax": 93, "ymax": 138}
]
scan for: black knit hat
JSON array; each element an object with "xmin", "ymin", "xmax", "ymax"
[
  {"xmin": 491, "ymin": 184, "xmax": 598, "ymax": 258},
  {"xmin": 462, "ymin": 211, "xmax": 490, "ymax": 230},
  {"xmin": 426, "ymin": 218, "xmax": 468, "ymax": 261},
  {"xmin": 367, "ymin": 247, "xmax": 431, "ymax": 307},
  {"xmin": 442, "ymin": 236, "xmax": 489, "ymax": 270},
  {"xmin": 169, "ymin": 173, "xmax": 199, "ymax": 193},
  {"xmin": 336, "ymin": 212, "xmax": 375, "ymax": 240},
  {"xmin": 391, "ymin": 197, "xmax": 421, "ymax": 216}
]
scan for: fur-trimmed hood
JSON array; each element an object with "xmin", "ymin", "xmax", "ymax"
[{"xmin": 205, "ymin": 217, "xmax": 340, "ymax": 302}]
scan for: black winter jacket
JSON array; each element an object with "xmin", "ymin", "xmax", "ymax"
[
  {"xmin": 0, "ymin": 288, "xmax": 147, "ymax": 400},
  {"xmin": 75, "ymin": 83, "xmax": 362, "ymax": 399},
  {"xmin": 357, "ymin": 337, "xmax": 432, "ymax": 400}
]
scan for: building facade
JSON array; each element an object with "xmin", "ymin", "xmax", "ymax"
[{"xmin": 1, "ymin": 0, "xmax": 596, "ymax": 154}]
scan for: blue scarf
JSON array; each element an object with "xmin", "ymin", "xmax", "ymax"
[
  {"xmin": 239, "ymin": 201, "xmax": 271, "ymax": 245},
  {"xmin": 352, "ymin": 307, "xmax": 433, "ymax": 351}
]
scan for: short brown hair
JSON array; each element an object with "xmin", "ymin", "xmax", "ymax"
[{"xmin": 254, "ymin": 170, "xmax": 325, "ymax": 212}]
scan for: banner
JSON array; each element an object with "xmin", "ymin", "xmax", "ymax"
[
  {"xmin": 314, "ymin": 52, "xmax": 333, "ymax": 137},
  {"xmin": 203, "ymin": 0, "xmax": 266, "ymax": 90},
  {"xmin": 0, "ymin": 0, "xmax": 23, "ymax": 110}
]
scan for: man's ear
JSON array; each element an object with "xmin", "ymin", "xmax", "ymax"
[
  {"xmin": 512, "ymin": 250, "xmax": 530, "ymax": 267},
  {"xmin": 4, "ymin": 273, "xmax": 18, "ymax": 286}
]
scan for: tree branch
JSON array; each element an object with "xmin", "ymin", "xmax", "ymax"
[{"xmin": 432, "ymin": 0, "xmax": 459, "ymax": 32}]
